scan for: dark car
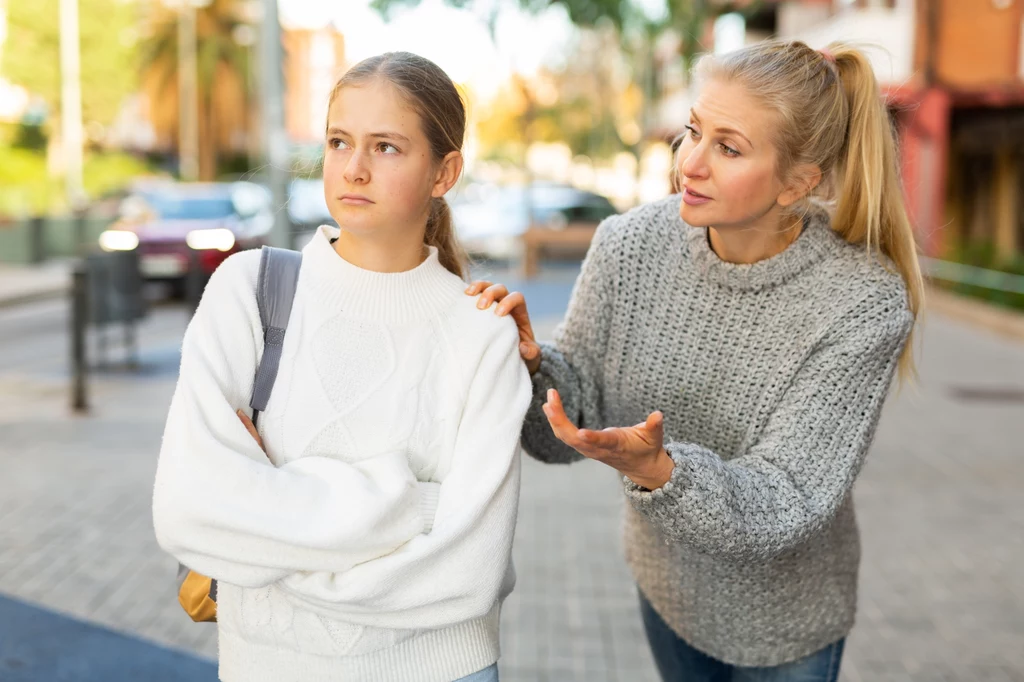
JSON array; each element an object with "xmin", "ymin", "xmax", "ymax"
[{"xmin": 98, "ymin": 182, "xmax": 273, "ymax": 296}]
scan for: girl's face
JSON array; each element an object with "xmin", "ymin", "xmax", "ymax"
[
  {"xmin": 323, "ymin": 80, "xmax": 458, "ymax": 240},
  {"xmin": 675, "ymin": 79, "xmax": 810, "ymax": 233}
]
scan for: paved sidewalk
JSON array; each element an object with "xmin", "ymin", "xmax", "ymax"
[
  {"xmin": 0, "ymin": 260, "xmax": 73, "ymax": 309},
  {"xmin": 0, "ymin": 306, "xmax": 1022, "ymax": 681}
]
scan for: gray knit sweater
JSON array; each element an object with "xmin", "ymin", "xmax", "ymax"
[{"xmin": 522, "ymin": 195, "xmax": 914, "ymax": 667}]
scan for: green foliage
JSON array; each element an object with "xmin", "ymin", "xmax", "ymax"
[
  {"xmin": 0, "ymin": 148, "xmax": 56, "ymax": 215},
  {"xmin": 1, "ymin": 0, "xmax": 140, "ymax": 131},
  {"xmin": 942, "ymin": 240, "xmax": 1024, "ymax": 311},
  {"xmin": 0, "ymin": 147, "xmax": 158, "ymax": 216},
  {"xmin": 12, "ymin": 123, "xmax": 48, "ymax": 151},
  {"xmin": 82, "ymin": 152, "xmax": 155, "ymax": 199}
]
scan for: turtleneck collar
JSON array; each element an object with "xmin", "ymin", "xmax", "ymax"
[
  {"xmin": 300, "ymin": 225, "xmax": 462, "ymax": 324},
  {"xmin": 683, "ymin": 209, "xmax": 844, "ymax": 292}
]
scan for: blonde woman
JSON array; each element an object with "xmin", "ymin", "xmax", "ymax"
[{"xmin": 467, "ymin": 41, "xmax": 922, "ymax": 681}]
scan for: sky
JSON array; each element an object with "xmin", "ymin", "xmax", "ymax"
[{"xmin": 279, "ymin": 0, "xmax": 580, "ymax": 101}]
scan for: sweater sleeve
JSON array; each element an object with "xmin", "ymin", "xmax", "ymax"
[
  {"xmin": 276, "ymin": 320, "xmax": 532, "ymax": 630},
  {"xmin": 624, "ymin": 298, "xmax": 913, "ymax": 562},
  {"xmin": 152, "ymin": 254, "xmax": 439, "ymax": 587},
  {"xmin": 522, "ymin": 215, "xmax": 620, "ymax": 464}
]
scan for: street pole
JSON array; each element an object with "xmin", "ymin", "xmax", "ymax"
[
  {"xmin": 59, "ymin": 0, "xmax": 86, "ymax": 209},
  {"xmin": 70, "ymin": 265, "xmax": 89, "ymax": 413},
  {"xmin": 178, "ymin": 1, "xmax": 200, "ymax": 181},
  {"xmin": 260, "ymin": 0, "xmax": 291, "ymax": 248}
]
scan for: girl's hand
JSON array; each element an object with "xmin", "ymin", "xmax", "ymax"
[
  {"xmin": 541, "ymin": 389, "xmax": 675, "ymax": 490},
  {"xmin": 465, "ymin": 280, "xmax": 542, "ymax": 375},
  {"xmin": 236, "ymin": 409, "xmax": 266, "ymax": 455}
]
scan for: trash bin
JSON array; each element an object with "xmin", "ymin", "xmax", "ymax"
[{"xmin": 85, "ymin": 249, "xmax": 148, "ymax": 326}]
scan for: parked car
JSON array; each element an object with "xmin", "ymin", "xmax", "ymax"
[
  {"xmin": 98, "ymin": 181, "xmax": 273, "ymax": 296},
  {"xmin": 451, "ymin": 183, "xmax": 618, "ymax": 260}
]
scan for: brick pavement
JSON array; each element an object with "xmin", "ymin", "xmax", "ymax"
[{"xmin": 0, "ymin": 307, "xmax": 1021, "ymax": 681}]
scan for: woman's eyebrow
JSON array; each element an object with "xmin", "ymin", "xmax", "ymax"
[{"xmin": 689, "ymin": 110, "xmax": 753, "ymax": 149}]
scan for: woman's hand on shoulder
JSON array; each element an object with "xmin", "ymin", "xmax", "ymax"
[{"xmin": 465, "ymin": 280, "xmax": 541, "ymax": 376}]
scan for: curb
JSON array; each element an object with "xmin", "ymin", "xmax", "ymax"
[
  {"xmin": 0, "ymin": 286, "xmax": 68, "ymax": 310},
  {"xmin": 925, "ymin": 285, "xmax": 1024, "ymax": 343}
]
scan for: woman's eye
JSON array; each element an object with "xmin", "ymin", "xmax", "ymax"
[
  {"xmin": 328, "ymin": 138, "xmax": 347, "ymax": 150},
  {"xmin": 720, "ymin": 144, "xmax": 740, "ymax": 157},
  {"xmin": 685, "ymin": 124, "xmax": 700, "ymax": 139},
  {"xmin": 377, "ymin": 142, "xmax": 399, "ymax": 154}
]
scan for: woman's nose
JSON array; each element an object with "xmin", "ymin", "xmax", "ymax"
[{"xmin": 679, "ymin": 144, "xmax": 709, "ymax": 180}]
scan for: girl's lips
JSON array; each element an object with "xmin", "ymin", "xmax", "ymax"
[
  {"xmin": 339, "ymin": 195, "xmax": 374, "ymax": 206},
  {"xmin": 682, "ymin": 188, "xmax": 712, "ymax": 206}
]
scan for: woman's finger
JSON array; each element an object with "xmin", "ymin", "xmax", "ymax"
[
  {"xmin": 496, "ymin": 292, "xmax": 536, "ymax": 339},
  {"xmin": 637, "ymin": 411, "xmax": 665, "ymax": 447},
  {"xmin": 493, "ymin": 291, "xmax": 524, "ymax": 317},
  {"xmin": 464, "ymin": 280, "xmax": 493, "ymax": 296},
  {"xmin": 476, "ymin": 283, "xmax": 509, "ymax": 309},
  {"xmin": 543, "ymin": 390, "xmax": 591, "ymax": 450}
]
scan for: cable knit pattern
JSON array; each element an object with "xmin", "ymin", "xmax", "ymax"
[
  {"xmin": 153, "ymin": 227, "xmax": 532, "ymax": 682},
  {"xmin": 522, "ymin": 195, "xmax": 914, "ymax": 667}
]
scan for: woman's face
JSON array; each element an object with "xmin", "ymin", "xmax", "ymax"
[
  {"xmin": 322, "ymin": 80, "xmax": 446, "ymax": 239},
  {"xmin": 675, "ymin": 79, "xmax": 799, "ymax": 233}
]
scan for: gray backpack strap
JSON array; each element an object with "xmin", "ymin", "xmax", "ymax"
[{"xmin": 249, "ymin": 246, "xmax": 302, "ymax": 424}]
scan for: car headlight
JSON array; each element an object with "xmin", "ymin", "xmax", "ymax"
[
  {"xmin": 186, "ymin": 228, "xmax": 236, "ymax": 252},
  {"xmin": 98, "ymin": 230, "xmax": 139, "ymax": 252}
]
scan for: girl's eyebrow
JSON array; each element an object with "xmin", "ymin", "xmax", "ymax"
[{"xmin": 327, "ymin": 127, "xmax": 410, "ymax": 142}]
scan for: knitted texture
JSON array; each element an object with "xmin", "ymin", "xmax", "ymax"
[
  {"xmin": 522, "ymin": 195, "xmax": 913, "ymax": 667},
  {"xmin": 153, "ymin": 227, "xmax": 532, "ymax": 682}
]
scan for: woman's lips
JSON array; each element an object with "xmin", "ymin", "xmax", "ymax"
[{"xmin": 682, "ymin": 187, "xmax": 711, "ymax": 206}]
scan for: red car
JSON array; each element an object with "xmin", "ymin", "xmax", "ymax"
[{"xmin": 99, "ymin": 182, "xmax": 273, "ymax": 297}]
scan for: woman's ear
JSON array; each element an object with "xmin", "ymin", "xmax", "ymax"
[
  {"xmin": 777, "ymin": 163, "xmax": 822, "ymax": 208},
  {"xmin": 432, "ymin": 151, "xmax": 464, "ymax": 198}
]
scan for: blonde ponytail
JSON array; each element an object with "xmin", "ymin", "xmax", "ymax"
[
  {"xmin": 830, "ymin": 45, "xmax": 924, "ymax": 381},
  {"xmin": 696, "ymin": 40, "xmax": 923, "ymax": 381}
]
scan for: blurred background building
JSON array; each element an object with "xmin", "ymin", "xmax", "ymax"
[{"xmin": 0, "ymin": 0, "xmax": 1022, "ymax": 306}]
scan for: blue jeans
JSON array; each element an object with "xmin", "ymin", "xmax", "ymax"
[
  {"xmin": 454, "ymin": 663, "xmax": 498, "ymax": 682},
  {"xmin": 639, "ymin": 592, "xmax": 844, "ymax": 682}
]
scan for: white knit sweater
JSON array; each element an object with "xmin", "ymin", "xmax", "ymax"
[{"xmin": 153, "ymin": 226, "xmax": 532, "ymax": 682}]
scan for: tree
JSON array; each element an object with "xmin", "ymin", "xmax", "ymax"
[
  {"xmin": 138, "ymin": 0, "xmax": 253, "ymax": 180},
  {"xmin": 372, "ymin": 1, "xmax": 767, "ymax": 139},
  {"xmin": 1, "ymin": 0, "xmax": 140, "ymax": 140}
]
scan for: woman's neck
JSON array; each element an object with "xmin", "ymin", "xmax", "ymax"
[
  {"xmin": 332, "ymin": 230, "xmax": 429, "ymax": 273},
  {"xmin": 707, "ymin": 215, "xmax": 804, "ymax": 265}
]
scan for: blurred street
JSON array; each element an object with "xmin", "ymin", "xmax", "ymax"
[{"xmin": 0, "ymin": 262, "xmax": 1022, "ymax": 682}]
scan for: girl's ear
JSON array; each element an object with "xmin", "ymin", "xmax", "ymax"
[
  {"xmin": 777, "ymin": 162, "xmax": 822, "ymax": 208},
  {"xmin": 432, "ymin": 151, "xmax": 464, "ymax": 198}
]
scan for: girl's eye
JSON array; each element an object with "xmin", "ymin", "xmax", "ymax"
[
  {"xmin": 328, "ymin": 138, "xmax": 348, "ymax": 150},
  {"xmin": 684, "ymin": 124, "xmax": 700, "ymax": 139},
  {"xmin": 719, "ymin": 144, "xmax": 740, "ymax": 157},
  {"xmin": 377, "ymin": 142, "xmax": 399, "ymax": 154}
]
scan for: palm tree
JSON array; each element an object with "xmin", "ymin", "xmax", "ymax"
[{"xmin": 139, "ymin": 0, "xmax": 255, "ymax": 180}]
